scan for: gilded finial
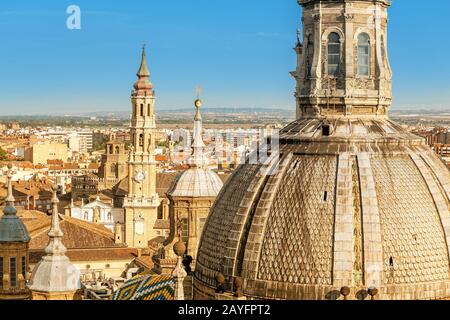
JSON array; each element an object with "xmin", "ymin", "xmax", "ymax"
[{"xmin": 195, "ymin": 85, "xmax": 202, "ymax": 109}]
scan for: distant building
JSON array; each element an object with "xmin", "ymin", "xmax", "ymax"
[
  {"xmin": 11, "ymin": 174, "xmax": 54, "ymax": 213},
  {"xmin": 66, "ymin": 196, "xmax": 124, "ymax": 232},
  {"xmin": 78, "ymin": 130, "xmax": 93, "ymax": 153},
  {"xmin": 97, "ymin": 135, "xmax": 128, "ymax": 189},
  {"xmin": 25, "ymin": 141, "xmax": 68, "ymax": 165},
  {"xmin": 71, "ymin": 174, "xmax": 99, "ymax": 201}
]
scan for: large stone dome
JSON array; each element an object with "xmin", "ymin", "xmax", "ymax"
[{"xmin": 194, "ymin": 118, "xmax": 450, "ymax": 300}]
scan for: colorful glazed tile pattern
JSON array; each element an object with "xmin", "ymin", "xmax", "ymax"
[{"xmin": 111, "ymin": 274, "xmax": 175, "ymax": 300}]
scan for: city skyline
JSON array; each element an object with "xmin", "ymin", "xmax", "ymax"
[{"xmin": 0, "ymin": 0, "xmax": 450, "ymax": 116}]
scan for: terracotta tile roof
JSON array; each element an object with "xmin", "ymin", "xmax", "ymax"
[
  {"xmin": 88, "ymin": 163, "xmax": 99, "ymax": 170},
  {"xmin": 63, "ymin": 163, "xmax": 80, "ymax": 170},
  {"xmin": 13, "ymin": 181, "xmax": 53, "ymax": 198},
  {"xmin": 7, "ymin": 209, "xmax": 122, "ymax": 251},
  {"xmin": 47, "ymin": 159, "xmax": 64, "ymax": 165},
  {"xmin": 29, "ymin": 248, "xmax": 139, "ymax": 264},
  {"xmin": 154, "ymin": 219, "xmax": 170, "ymax": 230},
  {"xmin": 0, "ymin": 161, "xmax": 34, "ymax": 169},
  {"xmin": 155, "ymin": 155, "xmax": 167, "ymax": 162}
]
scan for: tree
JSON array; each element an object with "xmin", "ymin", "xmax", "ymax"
[{"xmin": 0, "ymin": 147, "xmax": 8, "ymax": 161}]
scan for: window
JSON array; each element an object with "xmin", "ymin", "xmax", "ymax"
[
  {"xmin": 148, "ymin": 104, "xmax": 151, "ymax": 116},
  {"xmin": 327, "ymin": 32, "xmax": 341, "ymax": 76},
  {"xmin": 0, "ymin": 257, "xmax": 3, "ymax": 289},
  {"xmin": 139, "ymin": 134, "xmax": 144, "ymax": 147},
  {"xmin": 140, "ymin": 104, "xmax": 144, "ymax": 116},
  {"xmin": 322, "ymin": 125, "xmax": 330, "ymax": 136},
  {"xmin": 306, "ymin": 34, "xmax": 314, "ymax": 78},
  {"xmin": 381, "ymin": 35, "xmax": 386, "ymax": 67},
  {"xmin": 115, "ymin": 146, "xmax": 120, "ymax": 154},
  {"xmin": 21, "ymin": 256, "xmax": 26, "ymax": 279},
  {"xmin": 357, "ymin": 33, "xmax": 370, "ymax": 76},
  {"xmin": 10, "ymin": 257, "xmax": 17, "ymax": 288}
]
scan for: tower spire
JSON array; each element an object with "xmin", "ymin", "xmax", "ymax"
[
  {"xmin": 28, "ymin": 184, "xmax": 81, "ymax": 298},
  {"xmin": 45, "ymin": 185, "xmax": 66, "ymax": 256},
  {"xmin": 190, "ymin": 90, "xmax": 207, "ymax": 168},
  {"xmin": 137, "ymin": 44, "xmax": 150, "ymax": 77},
  {"xmin": 4, "ymin": 163, "xmax": 17, "ymax": 216},
  {"xmin": 134, "ymin": 45, "xmax": 153, "ymax": 92}
]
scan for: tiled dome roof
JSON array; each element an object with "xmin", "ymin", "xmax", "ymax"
[
  {"xmin": 194, "ymin": 118, "xmax": 450, "ymax": 300},
  {"xmin": 0, "ymin": 207, "xmax": 30, "ymax": 242},
  {"xmin": 168, "ymin": 168, "xmax": 223, "ymax": 198}
]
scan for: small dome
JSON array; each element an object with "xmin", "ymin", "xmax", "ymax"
[
  {"xmin": 133, "ymin": 78, "xmax": 153, "ymax": 91},
  {"xmin": 28, "ymin": 255, "xmax": 81, "ymax": 293},
  {"xmin": 0, "ymin": 213, "xmax": 30, "ymax": 242},
  {"xmin": 168, "ymin": 168, "xmax": 223, "ymax": 198}
]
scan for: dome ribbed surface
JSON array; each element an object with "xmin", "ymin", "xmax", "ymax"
[{"xmin": 194, "ymin": 118, "xmax": 450, "ymax": 300}]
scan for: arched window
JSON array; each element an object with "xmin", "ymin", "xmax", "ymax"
[
  {"xmin": 357, "ymin": 33, "xmax": 370, "ymax": 76},
  {"xmin": 139, "ymin": 134, "xmax": 144, "ymax": 147},
  {"xmin": 381, "ymin": 35, "xmax": 386, "ymax": 67},
  {"xmin": 109, "ymin": 145, "xmax": 113, "ymax": 154},
  {"xmin": 327, "ymin": 32, "xmax": 341, "ymax": 76},
  {"xmin": 115, "ymin": 146, "xmax": 120, "ymax": 154},
  {"xmin": 306, "ymin": 34, "xmax": 314, "ymax": 78},
  {"xmin": 140, "ymin": 104, "xmax": 144, "ymax": 116}
]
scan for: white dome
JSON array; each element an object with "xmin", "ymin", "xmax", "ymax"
[{"xmin": 168, "ymin": 167, "xmax": 223, "ymax": 198}]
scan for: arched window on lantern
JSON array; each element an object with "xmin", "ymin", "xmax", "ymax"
[
  {"xmin": 327, "ymin": 32, "xmax": 341, "ymax": 77},
  {"xmin": 381, "ymin": 35, "xmax": 386, "ymax": 67},
  {"xmin": 357, "ymin": 33, "xmax": 370, "ymax": 77}
]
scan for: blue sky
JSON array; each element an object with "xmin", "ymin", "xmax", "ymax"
[{"xmin": 0, "ymin": 0, "xmax": 449, "ymax": 115}]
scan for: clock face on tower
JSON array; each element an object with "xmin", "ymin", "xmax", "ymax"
[{"xmin": 134, "ymin": 171, "xmax": 146, "ymax": 183}]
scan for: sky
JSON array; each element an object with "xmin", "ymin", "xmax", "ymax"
[{"xmin": 0, "ymin": 0, "xmax": 449, "ymax": 115}]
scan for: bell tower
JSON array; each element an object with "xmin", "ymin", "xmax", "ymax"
[
  {"xmin": 292, "ymin": 0, "xmax": 392, "ymax": 119},
  {"xmin": 123, "ymin": 47, "xmax": 160, "ymax": 248}
]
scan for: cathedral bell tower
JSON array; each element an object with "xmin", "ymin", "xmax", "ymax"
[
  {"xmin": 292, "ymin": 0, "xmax": 392, "ymax": 119},
  {"xmin": 123, "ymin": 47, "xmax": 160, "ymax": 248}
]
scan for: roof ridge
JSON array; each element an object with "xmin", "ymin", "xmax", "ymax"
[{"xmin": 59, "ymin": 214, "xmax": 114, "ymax": 239}]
